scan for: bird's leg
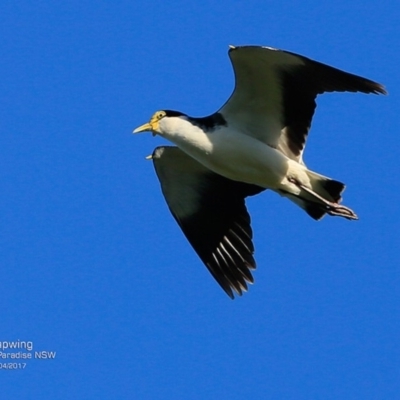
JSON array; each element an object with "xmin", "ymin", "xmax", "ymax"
[{"xmin": 288, "ymin": 177, "xmax": 358, "ymax": 220}]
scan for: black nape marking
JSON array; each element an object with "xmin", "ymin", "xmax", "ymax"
[
  {"xmin": 188, "ymin": 112, "xmax": 227, "ymax": 131},
  {"xmin": 164, "ymin": 110, "xmax": 188, "ymax": 118}
]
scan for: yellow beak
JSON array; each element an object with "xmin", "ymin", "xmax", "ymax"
[{"xmin": 133, "ymin": 122, "xmax": 153, "ymax": 134}]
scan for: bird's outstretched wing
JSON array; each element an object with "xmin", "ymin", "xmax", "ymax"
[
  {"xmin": 219, "ymin": 46, "xmax": 387, "ymax": 163},
  {"xmin": 151, "ymin": 146, "xmax": 265, "ymax": 298}
]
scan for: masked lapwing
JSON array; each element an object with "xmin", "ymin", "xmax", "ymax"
[{"xmin": 133, "ymin": 46, "xmax": 386, "ymax": 298}]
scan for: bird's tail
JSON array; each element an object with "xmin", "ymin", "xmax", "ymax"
[{"xmin": 286, "ymin": 170, "xmax": 357, "ymax": 220}]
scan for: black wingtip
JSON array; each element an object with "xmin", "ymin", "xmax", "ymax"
[
  {"xmin": 359, "ymin": 77, "xmax": 387, "ymax": 95},
  {"xmin": 226, "ymin": 290, "xmax": 235, "ymax": 300},
  {"xmin": 371, "ymin": 82, "xmax": 388, "ymax": 95}
]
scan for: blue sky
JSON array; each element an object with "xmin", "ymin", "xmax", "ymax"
[{"xmin": 0, "ymin": 0, "xmax": 398, "ymax": 398}]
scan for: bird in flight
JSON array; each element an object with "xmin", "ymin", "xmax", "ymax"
[{"xmin": 133, "ymin": 45, "xmax": 386, "ymax": 299}]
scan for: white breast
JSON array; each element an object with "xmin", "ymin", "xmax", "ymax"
[{"xmin": 160, "ymin": 118, "xmax": 295, "ymax": 189}]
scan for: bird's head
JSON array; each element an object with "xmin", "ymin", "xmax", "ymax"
[{"xmin": 133, "ymin": 110, "xmax": 187, "ymax": 136}]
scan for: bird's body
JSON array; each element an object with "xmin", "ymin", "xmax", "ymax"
[
  {"xmin": 134, "ymin": 46, "xmax": 386, "ymax": 298},
  {"xmin": 159, "ymin": 116, "xmax": 289, "ymax": 188},
  {"xmin": 158, "ymin": 114, "xmax": 320, "ymax": 218}
]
